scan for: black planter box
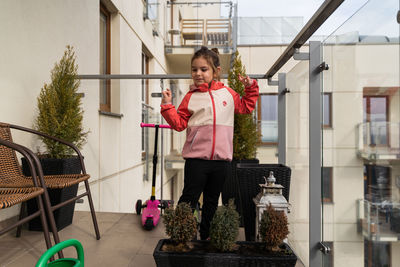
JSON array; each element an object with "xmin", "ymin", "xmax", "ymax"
[
  {"xmin": 21, "ymin": 156, "xmax": 81, "ymax": 232},
  {"xmin": 236, "ymin": 164, "xmax": 291, "ymax": 241},
  {"xmin": 222, "ymin": 159, "xmax": 259, "ymax": 227},
  {"xmin": 153, "ymin": 239, "xmax": 297, "ymax": 267}
]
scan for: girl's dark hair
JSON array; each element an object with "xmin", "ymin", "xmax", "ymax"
[{"xmin": 191, "ymin": 46, "xmax": 221, "ymax": 80}]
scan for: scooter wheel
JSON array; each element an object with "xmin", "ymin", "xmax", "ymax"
[
  {"xmin": 136, "ymin": 199, "xmax": 142, "ymax": 215},
  {"xmin": 144, "ymin": 218, "xmax": 154, "ymax": 230}
]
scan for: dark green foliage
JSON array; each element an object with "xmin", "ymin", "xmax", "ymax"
[
  {"xmin": 259, "ymin": 204, "xmax": 289, "ymax": 250},
  {"xmin": 163, "ymin": 202, "xmax": 197, "ymax": 246},
  {"xmin": 209, "ymin": 199, "xmax": 239, "ymax": 252},
  {"xmin": 35, "ymin": 45, "xmax": 87, "ymax": 158},
  {"xmin": 228, "ymin": 50, "xmax": 259, "ymax": 160}
]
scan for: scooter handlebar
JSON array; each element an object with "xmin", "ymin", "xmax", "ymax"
[{"xmin": 140, "ymin": 123, "xmax": 171, "ymax": 129}]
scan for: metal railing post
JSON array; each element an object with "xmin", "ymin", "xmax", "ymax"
[
  {"xmin": 309, "ymin": 40, "xmax": 323, "ymax": 267},
  {"xmin": 278, "ymin": 73, "xmax": 287, "ymax": 165},
  {"xmin": 268, "ymin": 73, "xmax": 288, "ymax": 165},
  {"xmin": 160, "ymin": 79, "xmax": 164, "ymax": 201}
]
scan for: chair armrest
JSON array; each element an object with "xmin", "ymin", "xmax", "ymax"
[
  {"xmin": 9, "ymin": 124, "xmax": 87, "ymax": 174},
  {"xmin": 0, "ymin": 138, "xmax": 43, "ymax": 188}
]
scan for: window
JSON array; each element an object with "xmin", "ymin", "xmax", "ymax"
[
  {"xmin": 100, "ymin": 4, "xmax": 111, "ymax": 112},
  {"xmin": 258, "ymin": 94, "xmax": 278, "ymax": 144},
  {"xmin": 144, "ymin": 0, "xmax": 158, "ymax": 21},
  {"xmin": 141, "ymin": 49, "xmax": 152, "ymax": 180},
  {"xmin": 363, "ymin": 95, "xmax": 388, "ymax": 146},
  {"xmin": 364, "ymin": 165, "xmax": 391, "ymax": 202},
  {"xmin": 141, "ymin": 51, "xmax": 150, "ymax": 154},
  {"xmin": 323, "ymin": 93, "xmax": 332, "ymax": 127},
  {"xmin": 364, "ymin": 241, "xmax": 391, "ymax": 267},
  {"xmin": 141, "ymin": 52, "xmax": 149, "ymax": 105},
  {"xmin": 322, "ymin": 167, "xmax": 333, "ymax": 203},
  {"xmin": 169, "ymin": 80, "xmax": 178, "ymax": 149}
]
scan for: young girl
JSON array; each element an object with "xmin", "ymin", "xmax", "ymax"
[{"xmin": 161, "ymin": 46, "xmax": 259, "ymax": 240}]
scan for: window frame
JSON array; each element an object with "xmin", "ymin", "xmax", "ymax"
[
  {"xmin": 322, "ymin": 167, "xmax": 333, "ymax": 203},
  {"xmin": 99, "ymin": 3, "xmax": 111, "ymax": 112},
  {"xmin": 143, "ymin": 0, "xmax": 158, "ymax": 21},
  {"xmin": 141, "ymin": 50, "xmax": 150, "ymax": 159},
  {"xmin": 365, "ymin": 240, "xmax": 391, "ymax": 267},
  {"xmin": 364, "ymin": 164, "xmax": 392, "ymax": 200},
  {"xmin": 363, "ymin": 94, "xmax": 390, "ymax": 147},
  {"xmin": 257, "ymin": 93, "xmax": 278, "ymax": 146},
  {"xmin": 323, "ymin": 92, "xmax": 332, "ymax": 128},
  {"xmin": 141, "ymin": 51, "xmax": 150, "ymax": 105}
]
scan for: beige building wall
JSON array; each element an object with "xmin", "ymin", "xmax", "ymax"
[
  {"xmin": 0, "ymin": 0, "xmax": 100, "ymax": 221},
  {"xmin": 0, "ymin": 0, "xmax": 171, "ymax": 220}
]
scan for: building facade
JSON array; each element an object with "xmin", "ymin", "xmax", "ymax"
[{"xmin": 0, "ymin": 0, "xmax": 399, "ymax": 266}]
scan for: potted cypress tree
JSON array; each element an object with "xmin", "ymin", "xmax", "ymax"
[
  {"xmin": 34, "ymin": 45, "xmax": 87, "ymax": 159},
  {"xmin": 209, "ymin": 199, "xmax": 240, "ymax": 252},
  {"xmin": 229, "ymin": 50, "xmax": 259, "ymax": 161},
  {"xmin": 222, "ymin": 50, "xmax": 260, "ymax": 224},
  {"xmin": 22, "ymin": 45, "xmax": 88, "ymax": 231}
]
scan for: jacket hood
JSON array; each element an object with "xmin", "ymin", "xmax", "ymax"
[{"xmin": 189, "ymin": 80, "xmax": 225, "ymax": 92}]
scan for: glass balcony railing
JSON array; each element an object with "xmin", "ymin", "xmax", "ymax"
[
  {"xmin": 357, "ymin": 199, "xmax": 400, "ymax": 242},
  {"xmin": 357, "ymin": 122, "xmax": 400, "ymax": 161},
  {"xmin": 319, "ymin": 0, "xmax": 399, "ymax": 266},
  {"xmin": 260, "ymin": 121, "xmax": 278, "ymax": 143}
]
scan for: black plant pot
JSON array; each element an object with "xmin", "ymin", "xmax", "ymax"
[
  {"xmin": 236, "ymin": 164, "xmax": 291, "ymax": 241},
  {"xmin": 222, "ymin": 158, "xmax": 259, "ymax": 227},
  {"xmin": 153, "ymin": 239, "xmax": 297, "ymax": 267},
  {"xmin": 21, "ymin": 156, "xmax": 81, "ymax": 232}
]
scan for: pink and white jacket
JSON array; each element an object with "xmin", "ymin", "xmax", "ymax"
[{"xmin": 161, "ymin": 79, "xmax": 259, "ymax": 161}]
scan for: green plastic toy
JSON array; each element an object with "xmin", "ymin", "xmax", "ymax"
[{"xmin": 36, "ymin": 239, "xmax": 84, "ymax": 267}]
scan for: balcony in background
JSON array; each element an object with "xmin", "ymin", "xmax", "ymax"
[
  {"xmin": 357, "ymin": 199, "xmax": 400, "ymax": 242},
  {"xmin": 164, "ymin": 1, "xmax": 235, "ymax": 74},
  {"xmin": 357, "ymin": 122, "xmax": 400, "ymax": 162}
]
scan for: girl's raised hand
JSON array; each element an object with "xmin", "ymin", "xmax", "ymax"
[
  {"xmin": 238, "ymin": 74, "xmax": 253, "ymax": 87},
  {"xmin": 161, "ymin": 88, "xmax": 172, "ymax": 104}
]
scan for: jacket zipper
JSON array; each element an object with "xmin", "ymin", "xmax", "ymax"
[{"xmin": 208, "ymin": 86, "xmax": 216, "ymax": 160}]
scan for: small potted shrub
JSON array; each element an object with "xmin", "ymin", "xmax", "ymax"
[
  {"xmin": 259, "ymin": 204, "xmax": 289, "ymax": 251},
  {"xmin": 159, "ymin": 202, "xmax": 197, "ymax": 251},
  {"xmin": 209, "ymin": 199, "xmax": 239, "ymax": 252},
  {"xmin": 22, "ymin": 45, "xmax": 88, "ymax": 231}
]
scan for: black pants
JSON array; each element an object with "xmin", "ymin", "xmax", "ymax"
[{"xmin": 178, "ymin": 158, "xmax": 230, "ymax": 240}]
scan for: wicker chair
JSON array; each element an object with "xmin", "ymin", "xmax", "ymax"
[
  {"xmin": 0, "ymin": 122, "xmax": 100, "ymax": 240},
  {"xmin": 0, "ymin": 138, "xmax": 62, "ymax": 258}
]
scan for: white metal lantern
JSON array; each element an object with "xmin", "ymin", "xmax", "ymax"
[{"xmin": 253, "ymin": 171, "xmax": 290, "ymax": 241}]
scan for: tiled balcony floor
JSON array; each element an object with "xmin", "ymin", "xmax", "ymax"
[{"xmin": 0, "ymin": 211, "xmax": 305, "ymax": 267}]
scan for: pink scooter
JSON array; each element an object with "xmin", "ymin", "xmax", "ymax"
[{"xmin": 136, "ymin": 123, "xmax": 172, "ymax": 230}]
